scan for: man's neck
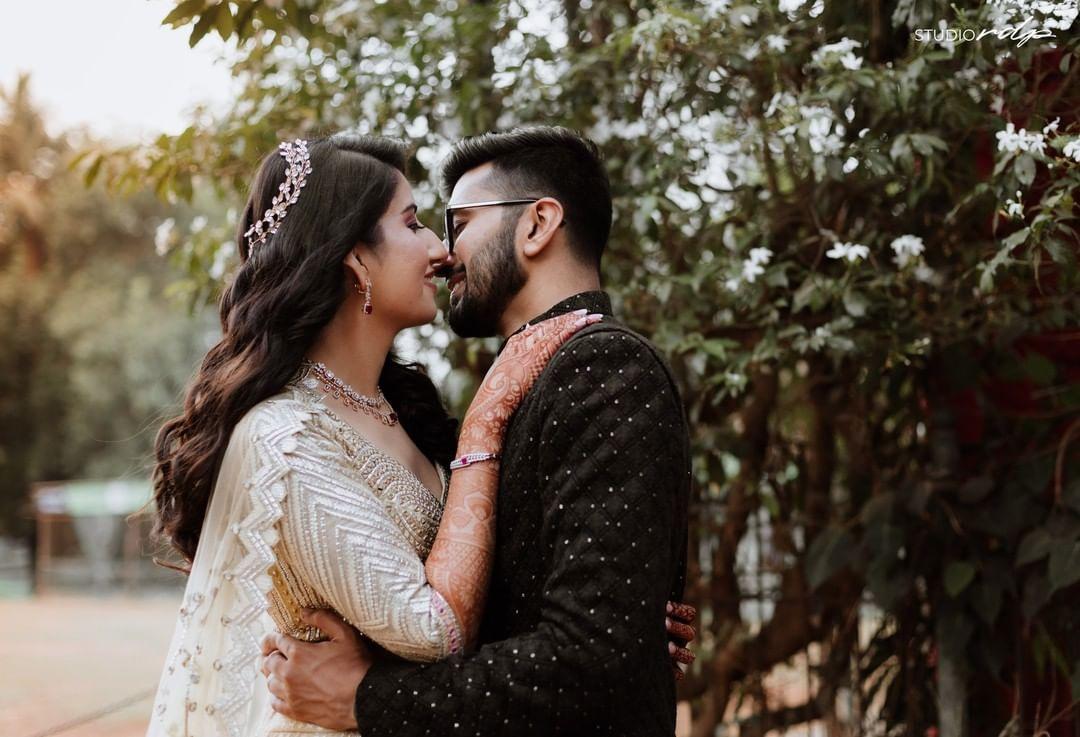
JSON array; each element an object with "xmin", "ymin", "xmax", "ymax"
[{"xmin": 496, "ymin": 273, "xmax": 603, "ymax": 338}]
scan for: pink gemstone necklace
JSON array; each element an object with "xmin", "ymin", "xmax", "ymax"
[{"xmin": 302, "ymin": 360, "xmax": 399, "ymax": 426}]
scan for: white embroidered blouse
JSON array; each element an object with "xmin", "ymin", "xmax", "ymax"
[{"xmin": 146, "ymin": 368, "xmax": 460, "ymax": 737}]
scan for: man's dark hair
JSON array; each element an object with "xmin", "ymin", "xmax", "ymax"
[{"xmin": 441, "ymin": 126, "xmax": 612, "ymax": 269}]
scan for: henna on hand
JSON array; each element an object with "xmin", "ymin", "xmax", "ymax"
[
  {"xmin": 665, "ymin": 600, "xmax": 698, "ymax": 680},
  {"xmin": 425, "ymin": 462, "xmax": 499, "ymax": 649},
  {"xmin": 427, "ymin": 309, "xmax": 602, "ymax": 650},
  {"xmin": 458, "ymin": 309, "xmax": 603, "ymax": 454}
]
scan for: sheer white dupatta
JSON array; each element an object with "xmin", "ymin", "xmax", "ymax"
[{"xmin": 147, "ymin": 401, "xmax": 310, "ymax": 737}]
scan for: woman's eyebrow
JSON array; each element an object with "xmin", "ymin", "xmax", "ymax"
[{"xmin": 401, "ymin": 203, "xmax": 418, "ymax": 215}]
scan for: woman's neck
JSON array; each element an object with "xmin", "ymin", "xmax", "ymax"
[{"xmin": 306, "ymin": 311, "xmax": 396, "ymax": 397}]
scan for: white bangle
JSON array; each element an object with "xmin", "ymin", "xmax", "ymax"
[{"xmin": 449, "ymin": 452, "xmax": 500, "ymax": 470}]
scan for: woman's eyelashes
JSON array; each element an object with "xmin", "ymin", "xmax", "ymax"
[{"xmin": 408, "ymin": 220, "xmax": 427, "ymax": 232}]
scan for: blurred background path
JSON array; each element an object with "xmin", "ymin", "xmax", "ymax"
[{"xmin": 0, "ymin": 594, "xmax": 180, "ymax": 737}]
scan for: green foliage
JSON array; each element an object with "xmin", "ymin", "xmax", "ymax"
[
  {"xmin": 86, "ymin": 1, "xmax": 1080, "ymax": 732},
  {"xmin": 0, "ymin": 77, "xmax": 214, "ymax": 537}
]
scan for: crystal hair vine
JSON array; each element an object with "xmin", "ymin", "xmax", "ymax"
[{"xmin": 244, "ymin": 138, "xmax": 312, "ymax": 251}]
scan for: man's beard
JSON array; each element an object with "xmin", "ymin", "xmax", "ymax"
[{"xmin": 447, "ymin": 215, "xmax": 526, "ymax": 338}]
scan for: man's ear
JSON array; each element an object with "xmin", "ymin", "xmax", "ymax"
[{"xmin": 521, "ymin": 197, "xmax": 565, "ymax": 259}]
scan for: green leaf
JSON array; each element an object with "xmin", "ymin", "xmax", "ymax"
[
  {"xmin": 83, "ymin": 153, "xmax": 104, "ymax": 187},
  {"xmin": 972, "ymin": 581, "xmax": 1003, "ymax": 625},
  {"xmin": 215, "ymin": 2, "xmax": 234, "ymax": 41},
  {"xmin": 842, "ymin": 288, "xmax": 868, "ymax": 318},
  {"xmin": 1023, "ymin": 574, "xmax": 1052, "ymax": 620},
  {"xmin": 944, "ymin": 560, "xmax": 976, "ymax": 597},
  {"xmin": 1021, "ymin": 352, "xmax": 1056, "ymax": 385},
  {"xmin": 957, "ymin": 477, "xmax": 993, "ymax": 503},
  {"xmin": 1048, "ymin": 540, "xmax": 1080, "ymax": 592},
  {"xmin": 162, "ymin": 0, "xmax": 207, "ymax": 27},
  {"xmin": 1002, "ymin": 227, "xmax": 1031, "ymax": 251},
  {"xmin": 1017, "ymin": 528, "xmax": 1054, "ymax": 566},
  {"xmin": 188, "ymin": 5, "xmax": 219, "ymax": 47},
  {"xmin": 910, "ymin": 133, "xmax": 948, "ymax": 157},
  {"xmin": 1014, "ymin": 154, "xmax": 1036, "ymax": 187}
]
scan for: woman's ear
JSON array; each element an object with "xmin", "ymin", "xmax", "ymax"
[
  {"xmin": 343, "ymin": 247, "xmax": 371, "ymax": 286},
  {"xmin": 521, "ymin": 197, "xmax": 565, "ymax": 259}
]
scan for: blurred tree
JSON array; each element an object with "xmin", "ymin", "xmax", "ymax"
[
  {"xmin": 0, "ymin": 77, "xmax": 213, "ymax": 537},
  {"xmin": 89, "ymin": 1, "xmax": 1080, "ymax": 734}
]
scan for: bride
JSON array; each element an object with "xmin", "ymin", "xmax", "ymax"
[{"xmin": 145, "ymin": 133, "xmax": 690, "ymax": 737}]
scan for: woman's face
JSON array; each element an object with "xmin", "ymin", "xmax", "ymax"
[{"xmin": 359, "ymin": 172, "xmax": 448, "ymax": 328}]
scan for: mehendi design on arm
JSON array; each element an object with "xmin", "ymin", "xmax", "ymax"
[{"xmin": 423, "ymin": 310, "xmax": 603, "ymax": 648}]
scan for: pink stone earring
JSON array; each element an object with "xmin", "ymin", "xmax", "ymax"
[{"xmin": 363, "ymin": 277, "xmax": 373, "ymax": 315}]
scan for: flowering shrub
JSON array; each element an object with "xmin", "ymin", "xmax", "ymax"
[{"xmin": 90, "ymin": 0, "xmax": 1080, "ymax": 732}]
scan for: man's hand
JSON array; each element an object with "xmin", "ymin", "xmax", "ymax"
[
  {"xmin": 664, "ymin": 600, "xmax": 697, "ymax": 680},
  {"xmin": 260, "ymin": 609, "xmax": 373, "ymax": 730}
]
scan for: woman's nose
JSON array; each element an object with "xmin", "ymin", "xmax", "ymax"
[{"xmin": 428, "ymin": 228, "xmax": 450, "ymax": 260}]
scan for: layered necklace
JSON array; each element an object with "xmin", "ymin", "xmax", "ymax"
[{"xmin": 301, "ymin": 359, "xmax": 399, "ymax": 426}]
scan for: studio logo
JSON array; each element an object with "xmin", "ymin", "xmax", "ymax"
[{"xmin": 913, "ymin": 0, "xmax": 1077, "ymax": 47}]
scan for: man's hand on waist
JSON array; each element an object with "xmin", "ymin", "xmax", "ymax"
[{"xmin": 261, "ymin": 608, "xmax": 372, "ymax": 730}]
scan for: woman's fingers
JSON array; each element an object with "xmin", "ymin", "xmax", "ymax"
[
  {"xmin": 666, "ymin": 600, "xmax": 697, "ymax": 624},
  {"xmin": 668, "ymin": 641, "xmax": 695, "ymax": 665},
  {"xmin": 665, "ymin": 617, "xmax": 696, "ymax": 643}
]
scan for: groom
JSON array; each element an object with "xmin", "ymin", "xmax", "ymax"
[{"xmin": 262, "ymin": 126, "xmax": 694, "ymax": 735}]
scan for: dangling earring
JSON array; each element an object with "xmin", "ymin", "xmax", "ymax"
[{"xmin": 362, "ymin": 277, "xmax": 373, "ymax": 315}]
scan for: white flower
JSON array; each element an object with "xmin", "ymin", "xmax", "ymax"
[
  {"xmin": 154, "ymin": 218, "xmax": 175, "ymax": 257},
  {"xmin": 839, "ymin": 52, "xmax": 863, "ymax": 70},
  {"xmin": 748, "ymin": 247, "xmax": 773, "ymax": 265},
  {"xmin": 725, "ymin": 276, "xmax": 742, "ymax": 291},
  {"xmin": 811, "ymin": 38, "xmax": 863, "ymax": 70},
  {"xmin": 741, "ymin": 259, "xmax": 766, "ymax": 283},
  {"xmin": 890, "ymin": 235, "xmax": 925, "ymax": 268},
  {"xmin": 191, "ymin": 215, "xmax": 208, "ymax": 233},
  {"xmin": 1005, "ymin": 190, "xmax": 1025, "ymax": 218},
  {"xmin": 723, "ymin": 372, "xmax": 748, "ymax": 391},
  {"xmin": 765, "ymin": 34, "xmax": 789, "ymax": 52},
  {"xmin": 800, "ymin": 105, "xmax": 846, "ymax": 156},
  {"xmin": 778, "ymin": 0, "xmax": 807, "ymax": 13},
  {"xmin": 1063, "ymin": 139, "xmax": 1080, "ymax": 162},
  {"xmin": 996, "ymin": 122, "xmax": 1047, "ymax": 155},
  {"xmin": 843, "ymin": 157, "xmax": 860, "ymax": 173},
  {"xmin": 1043, "ymin": 117, "xmax": 1060, "ymax": 135},
  {"xmin": 826, "ymin": 241, "xmax": 870, "ymax": 262},
  {"xmin": 914, "ymin": 263, "xmax": 938, "ymax": 284}
]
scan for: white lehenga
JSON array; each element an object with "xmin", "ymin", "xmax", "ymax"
[{"xmin": 147, "ymin": 366, "xmax": 461, "ymax": 737}]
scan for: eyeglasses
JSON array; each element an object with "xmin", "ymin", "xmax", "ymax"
[{"xmin": 443, "ymin": 198, "xmax": 539, "ymax": 255}]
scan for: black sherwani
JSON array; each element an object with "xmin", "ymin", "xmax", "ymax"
[{"xmin": 354, "ymin": 291, "xmax": 691, "ymax": 736}]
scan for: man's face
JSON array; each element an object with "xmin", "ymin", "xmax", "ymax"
[{"xmin": 444, "ymin": 164, "xmax": 527, "ymax": 338}]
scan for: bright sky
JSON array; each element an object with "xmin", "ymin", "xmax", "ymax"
[{"xmin": 0, "ymin": 0, "xmax": 236, "ymax": 140}]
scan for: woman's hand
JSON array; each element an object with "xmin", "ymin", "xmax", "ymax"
[
  {"xmin": 665, "ymin": 600, "xmax": 697, "ymax": 680},
  {"xmin": 458, "ymin": 308, "xmax": 602, "ymax": 455}
]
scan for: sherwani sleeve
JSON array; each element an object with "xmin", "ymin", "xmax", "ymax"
[
  {"xmin": 273, "ymin": 422, "xmax": 462, "ymax": 662},
  {"xmin": 353, "ymin": 327, "xmax": 688, "ymax": 735}
]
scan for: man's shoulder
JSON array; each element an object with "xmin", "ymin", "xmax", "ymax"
[{"xmin": 541, "ymin": 319, "xmax": 674, "ymax": 382}]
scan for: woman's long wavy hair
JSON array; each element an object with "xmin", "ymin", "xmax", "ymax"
[{"xmin": 153, "ymin": 133, "xmax": 458, "ymax": 564}]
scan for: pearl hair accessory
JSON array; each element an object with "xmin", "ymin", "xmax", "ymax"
[{"xmin": 244, "ymin": 139, "xmax": 312, "ymax": 252}]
